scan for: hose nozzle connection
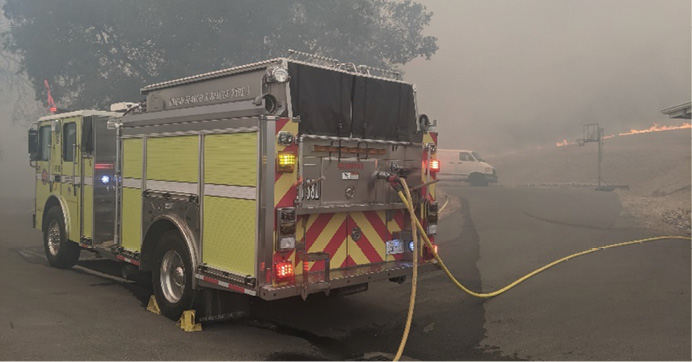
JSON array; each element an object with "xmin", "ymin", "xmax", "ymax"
[{"xmin": 376, "ymin": 171, "xmax": 403, "ymax": 192}]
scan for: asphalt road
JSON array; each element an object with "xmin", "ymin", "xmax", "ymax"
[{"xmin": 0, "ymin": 185, "xmax": 689, "ymax": 360}]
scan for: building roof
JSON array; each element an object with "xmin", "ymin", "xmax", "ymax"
[{"xmin": 661, "ymin": 101, "xmax": 691, "ymax": 119}]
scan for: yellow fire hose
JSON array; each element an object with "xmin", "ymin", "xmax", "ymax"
[{"xmin": 392, "ymin": 178, "xmax": 691, "ymax": 361}]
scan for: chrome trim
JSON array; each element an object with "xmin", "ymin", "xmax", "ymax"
[
  {"xmin": 114, "ymin": 122, "xmax": 122, "ymax": 247},
  {"xmin": 48, "ymin": 194, "xmax": 71, "ymax": 238},
  {"xmin": 47, "ymin": 219, "xmax": 61, "ymax": 256},
  {"xmin": 296, "ymin": 203, "xmax": 407, "ymax": 215},
  {"xmin": 283, "ymin": 58, "xmax": 293, "ymax": 118},
  {"xmin": 122, "ymin": 178, "xmax": 141, "ymax": 189},
  {"xmin": 257, "ymin": 116, "xmax": 276, "ymax": 287},
  {"xmin": 141, "ymin": 57, "xmax": 413, "ymax": 93},
  {"xmin": 199, "ymin": 134, "xmax": 205, "ymax": 264},
  {"xmin": 121, "ymin": 101, "xmax": 267, "ymax": 129},
  {"xmin": 142, "ymin": 59, "xmax": 282, "ymax": 92},
  {"xmin": 204, "ymin": 184, "xmax": 256, "ymax": 200},
  {"xmin": 160, "ymin": 249, "xmax": 186, "ymax": 303},
  {"xmin": 146, "ymin": 180, "xmax": 198, "ymax": 194},
  {"xmin": 300, "ymin": 134, "xmax": 414, "ymax": 146},
  {"xmin": 38, "ymin": 110, "xmax": 121, "ymax": 122},
  {"xmin": 140, "ymin": 137, "xmax": 147, "ymax": 251},
  {"xmin": 121, "ymin": 121, "xmax": 259, "ymax": 138}
]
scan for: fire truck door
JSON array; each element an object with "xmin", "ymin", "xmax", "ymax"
[
  {"xmin": 59, "ymin": 119, "xmax": 81, "ymax": 242},
  {"xmin": 35, "ymin": 122, "xmax": 53, "ymax": 229}
]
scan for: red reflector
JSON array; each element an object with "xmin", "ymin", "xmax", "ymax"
[
  {"xmin": 275, "ymin": 261, "xmax": 294, "ymax": 282},
  {"xmin": 95, "ymin": 163, "xmax": 114, "ymax": 170}
]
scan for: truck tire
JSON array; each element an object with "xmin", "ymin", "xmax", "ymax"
[
  {"xmin": 152, "ymin": 230, "xmax": 195, "ymax": 320},
  {"xmin": 43, "ymin": 206, "xmax": 81, "ymax": 268},
  {"xmin": 469, "ymin": 173, "xmax": 488, "ymax": 187}
]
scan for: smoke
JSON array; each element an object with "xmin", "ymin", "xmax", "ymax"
[
  {"xmin": 404, "ymin": 0, "xmax": 691, "ymax": 155},
  {"xmin": 0, "ymin": 0, "xmax": 690, "ymax": 200}
]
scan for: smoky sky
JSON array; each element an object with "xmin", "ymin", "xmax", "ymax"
[{"xmin": 403, "ymin": 0, "xmax": 691, "ymax": 154}]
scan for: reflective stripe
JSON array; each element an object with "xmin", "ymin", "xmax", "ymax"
[
  {"xmin": 147, "ymin": 180, "xmax": 197, "ymax": 194},
  {"xmin": 205, "ymin": 184, "xmax": 256, "ymax": 200},
  {"xmin": 196, "ymin": 274, "xmax": 257, "ymax": 296},
  {"xmin": 122, "ymin": 177, "xmax": 141, "ymax": 189},
  {"xmin": 115, "ymin": 254, "xmax": 140, "ymax": 266}
]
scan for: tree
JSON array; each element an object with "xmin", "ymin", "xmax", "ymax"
[{"xmin": 2, "ymin": 0, "xmax": 437, "ymax": 111}]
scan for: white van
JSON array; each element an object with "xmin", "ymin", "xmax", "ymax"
[{"xmin": 437, "ymin": 149, "xmax": 497, "ymax": 186}]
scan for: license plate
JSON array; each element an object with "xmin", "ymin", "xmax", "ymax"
[{"xmin": 386, "ymin": 239, "xmax": 404, "ymax": 255}]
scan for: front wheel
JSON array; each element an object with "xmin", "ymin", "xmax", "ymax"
[
  {"xmin": 43, "ymin": 206, "xmax": 80, "ymax": 268},
  {"xmin": 152, "ymin": 230, "xmax": 195, "ymax": 320}
]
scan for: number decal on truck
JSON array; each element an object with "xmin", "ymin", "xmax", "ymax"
[{"xmin": 304, "ymin": 179, "xmax": 321, "ymax": 200}]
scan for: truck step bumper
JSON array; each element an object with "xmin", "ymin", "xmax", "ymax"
[{"xmin": 259, "ymin": 260, "xmax": 440, "ymax": 301}]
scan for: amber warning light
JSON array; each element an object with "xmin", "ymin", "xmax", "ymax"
[{"xmin": 277, "ymin": 152, "xmax": 296, "ymax": 173}]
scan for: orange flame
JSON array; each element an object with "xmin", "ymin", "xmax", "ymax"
[
  {"xmin": 618, "ymin": 122, "xmax": 691, "ymax": 136},
  {"xmin": 555, "ymin": 122, "xmax": 691, "ymax": 147},
  {"xmin": 555, "ymin": 139, "xmax": 574, "ymax": 147}
]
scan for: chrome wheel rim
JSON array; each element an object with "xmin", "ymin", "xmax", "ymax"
[
  {"xmin": 160, "ymin": 250, "xmax": 185, "ymax": 304},
  {"xmin": 47, "ymin": 220, "xmax": 61, "ymax": 256}
]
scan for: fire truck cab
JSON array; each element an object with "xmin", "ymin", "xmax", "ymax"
[{"xmin": 28, "ymin": 54, "xmax": 440, "ymax": 320}]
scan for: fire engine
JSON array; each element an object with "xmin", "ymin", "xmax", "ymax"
[{"xmin": 28, "ymin": 52, "xmax": 441, "ymax": 320}]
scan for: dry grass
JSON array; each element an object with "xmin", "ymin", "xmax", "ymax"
[{"xmin": 488, "ymin": 129, "xmax": 691, "ymax": 233}]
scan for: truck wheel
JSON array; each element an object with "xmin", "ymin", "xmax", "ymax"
[
  {"xmin": 43, "ymin": 206, "xmax": 81, "ymax": 268},
  {"xmin": 152, "ymin": 230, "xmax": 194, "ymax": 320},
  {"xmin": 469, "ymin": 173, "xmax": 488, "ymax": 187}
]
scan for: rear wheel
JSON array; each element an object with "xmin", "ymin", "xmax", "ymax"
[
  {"xmin": 469, "ymin": 173, "xmax": 488, "ymax": 187},
  {"xmin": 43, "ymin": 206, "xmax": 80, "ymax": 268},
  {"xmin": 152, "ymin": 230, "xmax": 195, "ymax": 320}
]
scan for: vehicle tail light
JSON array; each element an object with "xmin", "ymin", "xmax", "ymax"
[
  {"xmin": 274, "ymin": 261, "xmax": 294, "ymax": 283},
  {"xmin": 429, "ymin": 159, "xmax": 440, "ymax": 173},
  {"xmin": 277, "ymin": 152, "xmax": 296, "ymax": 173},
  {"xmin": 423, "ymin": 243, "xmax": 438, "ymax": 261}
]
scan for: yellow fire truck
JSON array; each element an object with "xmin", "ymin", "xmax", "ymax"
[{"xmin": 28, "ymin": 53, "xmax": 440, "ymax": 320}]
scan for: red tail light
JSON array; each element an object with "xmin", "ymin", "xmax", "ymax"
[
  {"xmin": 429, "ymin": 159, "xmax": 440, "ymax": 173},
  {"xmin": 423, "ymin": 243, "xmax": 439, "ymax": 261},
  {"xmin": 275, "ymin": 261, "xmax": 294, "ymax": 283}
]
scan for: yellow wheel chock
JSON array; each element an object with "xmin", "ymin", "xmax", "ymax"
[
  {"xmin": 146, "ymin": 295, "xmax": 161, "ymax": 315},
  {"xmin": 147, "ymin": 295, "xmax": 202, "ymax": 332},
  {"xmin": 177, "ymin": 310, "xmax": 202, "ymax": 332}
]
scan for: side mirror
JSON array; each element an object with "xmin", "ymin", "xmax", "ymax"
[
  {"xmin": 418, "ymin": 114, "xmax": 430, "ymax": 131},
  {"xmin": 28, "ymin": 129, "xmax": 38, "ymax": 161}
]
